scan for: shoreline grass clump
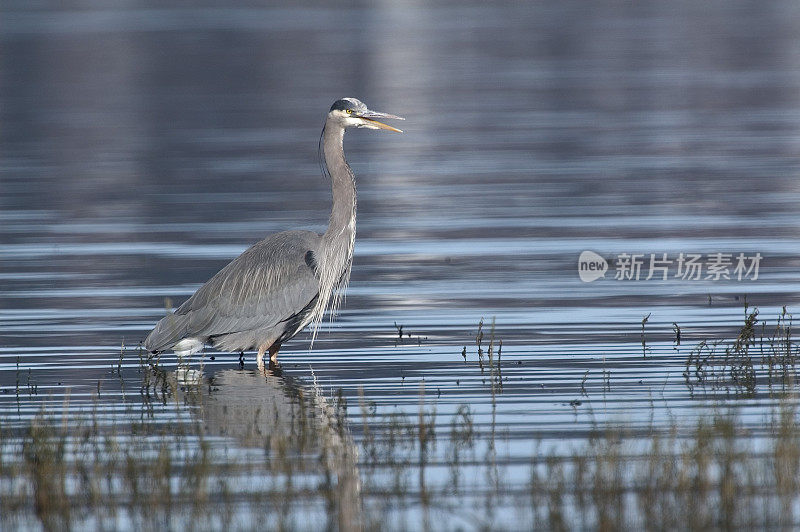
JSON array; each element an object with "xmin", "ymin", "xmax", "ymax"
[
  {"xmin": 683, "ymin": 305, "xmax": 799, "ymax": 396},
  {"xmin": 525, "ymin": 403, "xmax": 800, "ymax": 531}
]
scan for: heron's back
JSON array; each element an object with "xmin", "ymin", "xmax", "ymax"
[{"xmin": 144, "ymin": 230, "xmax": 321, "ymax": 353}]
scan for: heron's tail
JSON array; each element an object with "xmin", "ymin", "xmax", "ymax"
[{"xmin": 144, "ymin": 312, "xmax": 191, "ymax": 353}]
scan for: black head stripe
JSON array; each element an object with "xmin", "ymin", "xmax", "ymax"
[
  {"xmin": 330, "ymin": 99, "xmax": 352, "ymax": 112},
  {"xmin": 330, "ymin": 98, "xmax": 364, "ymax": 113}
]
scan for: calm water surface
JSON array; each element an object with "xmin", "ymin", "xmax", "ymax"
[{"xmin": 2, "ymin": 0, "xmax": 800, "ymax": 528}]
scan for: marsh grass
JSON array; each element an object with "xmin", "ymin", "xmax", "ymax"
[
  {"xmin": 684, "ymin": 305, "xmax": 800, "ymax": 396},
  {"xmin": 518, "ymin": 398, "xmax": 800, "ymax": 530},
  {"xmin": 467, "ymin": 317, "xmax": 503, "ymax": 392},
  {"xmin": 2, "ymin": 410, "xmax": 232, "ymax": 531},
  {"xmin": 6, "ymin": 388, "xmax": 800, "ymax": 531},
  {"xmin": 641, "ymin": 313, "xmax": 651, "ymax": 358},
  {"xmin": 1, "ymin": 354, "xmax": 361, "ymax": 531},
  {"xmin": 6, "ymin": 313, "xmax": 800, "ymax": 530},
  {"xmin": 355, "ymin": 395, "xmax": 800, "ymax": 530}
]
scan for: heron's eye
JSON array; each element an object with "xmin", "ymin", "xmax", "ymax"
[{"xmin": 346, "ymin": 109, "xmax": 353, "ymax": 114}]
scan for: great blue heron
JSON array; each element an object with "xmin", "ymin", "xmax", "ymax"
[{"xmin": 144, "ymin": 98, "xmax": 403, "ymax": 367}]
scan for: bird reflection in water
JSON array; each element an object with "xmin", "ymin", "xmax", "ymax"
[{"xmin": 174, "ymin": 365, "xmax": 362, "ymax": 529}]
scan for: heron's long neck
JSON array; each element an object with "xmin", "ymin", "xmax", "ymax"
[
  {"xmin": 307, "ymin": 121, "xmax": 355, "ymax": 340},
  {"xmin": 322, "ymin": 122, "xmax": 356, "ymax": 251}
]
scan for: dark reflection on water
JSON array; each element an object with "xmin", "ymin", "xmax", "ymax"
[
  {"xmin": 196, "ymin": 367, "xmax": 362, "ymax": 529},
  {"xmin": 2, "ymin": 0, "xmax": 800, "ymax": 527},
  {"xmin": 199, "ymin": 367, "xmax": 348, "ymax": 453},
  {"xmin": 200, "ymin": 368, "xmax": 310, "ymax": 447}
]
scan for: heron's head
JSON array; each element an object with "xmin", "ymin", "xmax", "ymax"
[{"xmin": 328, "ymin": 98, "xmax": 404, "ymax": 133}]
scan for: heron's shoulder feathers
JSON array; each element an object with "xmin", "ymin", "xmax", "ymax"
[{"xmin": 179, "ymin": 230, "xmax": 322, "ymax": 311}]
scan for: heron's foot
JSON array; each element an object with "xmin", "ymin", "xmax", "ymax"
[
  {"xmin": 256, "ymin": 358, "xmax": 281, "ymax": 377},
  {"xmin": 267, "ymin": 359, "xmax": 282, "ymax": 376}
]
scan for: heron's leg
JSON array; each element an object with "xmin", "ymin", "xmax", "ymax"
[
  {"xmin": 269, "ymin": 343, "xmax": 281, "ymax": 364},
  {"xmin": 238, "ymin": 351, "xmax": 244, "ymax": 368},
  {"xmin": 256, "ymin": 345, "xmax": 267, "ymax": 370}
]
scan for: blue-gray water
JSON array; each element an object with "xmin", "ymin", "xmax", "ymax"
[{"xmin": 3, "ymin": 0, "xmax": 800, "ymax": 529}]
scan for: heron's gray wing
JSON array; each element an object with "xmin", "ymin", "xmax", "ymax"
[{"xmin": 145, "ymin": 230, "xmax": 320, "ymax": 352}]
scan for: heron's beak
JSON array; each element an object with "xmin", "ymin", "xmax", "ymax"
[{"xmin": 359, "ymin": 110, "xmax": 405, "ymax": 133}]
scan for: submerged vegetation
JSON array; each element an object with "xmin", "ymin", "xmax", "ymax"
[{"xmin": 3, "ymin": 308, "xmax": 800, "ymax": 530}]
